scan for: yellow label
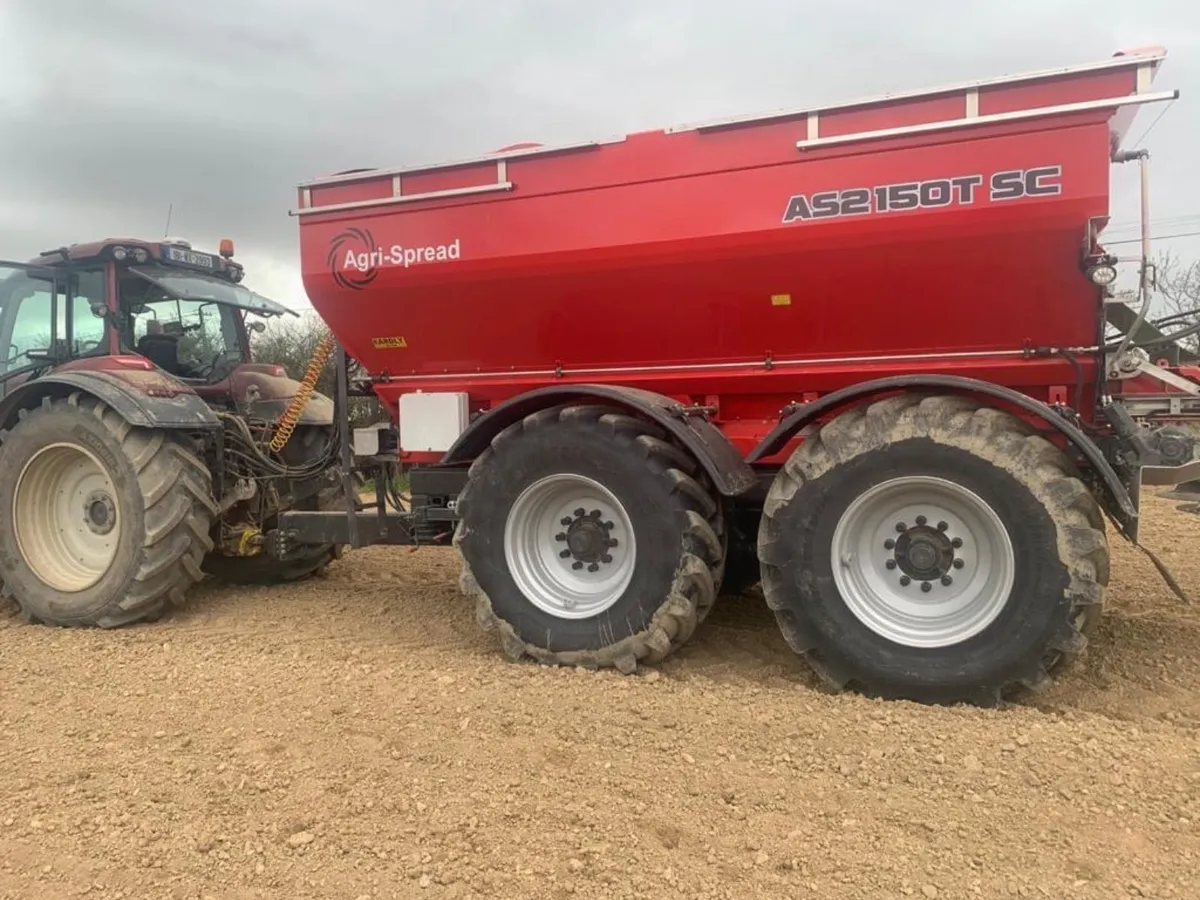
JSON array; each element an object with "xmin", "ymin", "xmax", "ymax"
[
  {"xmin": 770, "ymin": 294, "xmax": 792, "ymax": 306},
  {"xmin": 371, "ymin": 336, "xmax": 408, "ymax": 349}
]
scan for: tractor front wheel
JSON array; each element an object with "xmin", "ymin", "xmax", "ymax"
[
  {"xmin": 758, "ymin": 393, "xmax": 1109, "ymax": 706},
  {"xmin": 0, "ymin": 393, "xmax": 217, "ymax": 627},
  {"xmin": 454, "ymin": 404, "xmax": 725, "ymax": 673}
]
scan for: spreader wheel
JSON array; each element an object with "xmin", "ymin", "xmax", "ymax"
[
  {"xmin": 454, "ymin": 404, "xmax": 726, "ymax": 673},
  {"xmin": 757, "ymin": 393, "xmax": 1109, "ymax": 706}
]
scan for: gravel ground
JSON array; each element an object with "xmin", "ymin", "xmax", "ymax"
[{"xmin": 2, "ymin": 495, "xmax": 1199, "ymax": 900}]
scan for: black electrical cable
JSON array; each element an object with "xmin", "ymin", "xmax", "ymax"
[
  {"xmin": 1148, "ymin": 315, "xmax": 1190, "ymax": 332},
  {"xmin": 1051, "ymin": 348, "xmax": 1087, "ymax": 415},
  {"xmin": 218, "ymin": 411, "xmax": 340, "ymax": 480},
  {"xmin": 1104, "ymin": 317, "xmax": 1200, "ymax": 353}
]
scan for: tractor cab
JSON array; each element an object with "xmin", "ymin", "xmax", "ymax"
[
  {"xmin": 112, "ymin": 254, "xmax": 297, "ymax": 385},
  {"xmin": 0, "ymin": 237, "xmax": 296, "ymax": 394}
]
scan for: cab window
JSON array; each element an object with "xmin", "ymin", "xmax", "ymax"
[
  {"xmin": 67, "ymin": 270, "xmax": 108, "ymax": 355},
  {"xmin": 0, "ymin": 266, "xmax": 57, "ymax": 373}
]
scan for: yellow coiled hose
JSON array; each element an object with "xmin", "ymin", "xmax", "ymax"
[{"xmin": 268, "ymin": 333, "xmax": 336, "ymax": 453}]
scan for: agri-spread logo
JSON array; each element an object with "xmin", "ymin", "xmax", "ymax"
[{"xmin": 327, "ymin": 227, "xmax": 461, "ymax": 291}]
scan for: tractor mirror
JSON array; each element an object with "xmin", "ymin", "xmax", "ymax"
[{"xmin": 248, "ymin": 320, "xmax": 266, "ymax": 334}]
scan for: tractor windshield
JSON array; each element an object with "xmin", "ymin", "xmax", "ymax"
[
  {"xmin": 116, "ymin": 267, "xmax": 247, "ymax": 381},
  {"xmin": 127, "ymin": 265, "xmax": 297, "ymax": 318},
  {"xmin": 117, "ymin": 265, "xmax": 297, "ymax": 381}
]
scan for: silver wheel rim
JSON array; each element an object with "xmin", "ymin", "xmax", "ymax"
[
  {"xmin": 831, "ymin": 475, "xmax": 1015, "ymax": 648},
  {"xmin": 503, "ymin": 473, "xmax": 636, "ymax": 619},
  {"xmin": 13, "ymin": 442, "xmax": 122, "ymax": 592}
]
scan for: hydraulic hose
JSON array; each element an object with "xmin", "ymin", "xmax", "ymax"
[{"xmin": 268, "ymin": 332, "xmax": 336, "ymax": 453}]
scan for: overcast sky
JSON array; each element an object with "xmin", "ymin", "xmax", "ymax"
[{"xmin": 1, "ymin": 0, "xmax": 1198, "ymax": 309}]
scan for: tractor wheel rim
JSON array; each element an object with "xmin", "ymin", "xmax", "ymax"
[
  {"xmin": 13, "ymin": 442, "xmax": 122, "ymax": 592},
  {"xmin": 504, "ymin": 473, "xmax": 636, "ymax": 620},
  {"xmin": 831, "ymin": 475, "xmax": 1015, "ymax": 648}
]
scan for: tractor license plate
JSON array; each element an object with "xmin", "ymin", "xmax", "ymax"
[{"xmin": 162, "ymin": 245, "xmax": 216, "ymax": 268}]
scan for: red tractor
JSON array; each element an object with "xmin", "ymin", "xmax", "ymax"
[{"xmin": 0, "ymin": 238, "xmax": 348, "ymax": 626}]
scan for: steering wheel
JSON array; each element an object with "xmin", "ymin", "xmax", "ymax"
[{"xmin": 195, "ymin": 350, "xmax": 240, "ymax": 382}]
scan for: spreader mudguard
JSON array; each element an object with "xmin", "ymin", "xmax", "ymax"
[
  {"xmin": 0, "ymin": 371, "xmax": 221, "ymax": 433},
  {"xmin": 747, "ymin": 374, "xmax": 1139, "ymax": 539},
  {"xmin": 441, "ymin": 384, "xmax": 758, "ymax": 498}
]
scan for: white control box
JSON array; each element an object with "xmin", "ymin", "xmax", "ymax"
[
  {"xmin": 398, "ymin": 392, "xmax": 471, "ymax": 453},
  {"xmin": 352, "ymin": 425, "xmax": 389, "ymax": 457}
]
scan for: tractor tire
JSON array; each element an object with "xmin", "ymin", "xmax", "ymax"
[
  {"xmin": 201, "ymin": 483, "xmax": 347, "ymax": 585},
  {"xmin": 0, "ymin": 393, "xmax": 217, "ymax": 628},
  {"xmin": 757, "ymin": 393, "xmax": 1108, "ymax": 706},
  {"xmin": 454, "ymin": 404, "xmax": 726, "ymax": 673}
]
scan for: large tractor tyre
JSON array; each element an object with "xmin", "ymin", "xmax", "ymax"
[
  {"xmin": 201, "ymin": 483, "xmax": 347, "ymax": 585},
  {"xmin": 454, "ymin": 404, "xmax": 726, "ymax": 673},
  {"xmin": 0, "ymin": 393, "xmax": 217, "ymax": 628},
  {"xmin": 758, "ymin": 393, "xmax": 1108, "ymax": 707}
]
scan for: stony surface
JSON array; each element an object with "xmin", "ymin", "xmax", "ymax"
[{"xmin": 1, "ymin": 495, "xmax": 1198, "ymax": 899}]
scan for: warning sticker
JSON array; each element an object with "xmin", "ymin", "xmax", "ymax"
[{"xmin": 371, "ymin": 337, "xmax": 408, "ymax": 349}]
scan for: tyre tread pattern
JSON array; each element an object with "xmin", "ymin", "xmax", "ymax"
[
  {"xmin": 757, "ymin": 393, "xmax": 1109, "ymax": 704},
  {"xmin": 4, "ymin": 393, "xmax": 217, "ymax": 628},
  {"xmin": 455, "ymin": 404, "xmax": 725, "ymax": 673}
]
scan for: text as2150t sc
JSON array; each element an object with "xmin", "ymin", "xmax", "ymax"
[{"xmin": 782, "ymin": 165, "xmax": 1063, "ymax": 223}]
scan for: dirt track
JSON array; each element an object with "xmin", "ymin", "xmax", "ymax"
[{"xmin": 2, "ymin": 496, "xmax": 1199, "ymax": 900}]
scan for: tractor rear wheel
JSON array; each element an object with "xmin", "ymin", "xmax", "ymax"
[
  {"xmin": 454, "ymin": 404, "xmax": 725, "ymax": 673},
  {"xmin": 0, "ymin": 393, "xmax": 217, "ymax": 627},
  {"xmin": 758, "ymin": 393, "xmax": 1108, "ymax": 706}
]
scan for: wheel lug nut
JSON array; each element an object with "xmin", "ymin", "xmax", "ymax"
[
  {"xmin": 952, "ymin": 559, "xmax": 964, "ymax": 569},
  {"xmin": 574, "ymin": 508, "xmax": 585, "ymax": 518},
  {"xmin": 559, "ymin": 550, "xmax": 571, "ymax": 559},
  {"xmin": 921, "ymin": 581, "xmax": 932, "ymax": 593},
  {"xmin": 607, "ymin": 538, "xmax": 619, "ymax": 548},
  {"xmin": 587, "ymin": 563, "xmax": 600, "ymax": 573},
  {"xmin": 951, "ymin": 537, "xmax": 963, "ymax": 548},
  {"xmin": 885, "ymin": 560, "xmax": 897, "ymax": 570},
  {"xmin": 884, "ymin": 538, "xmax": 895, "ymax": 550},
  {"xmin": 589, "ymin": 509, "xmax": 602, "ymax": 519},
  {"xmin": 561, "ymin": 517, "xmax": 573, "ymax": 527},
  {"xmin": 601, "ymin": 554, "xmax": 613, "ymax": 564},
  {"xmin": 555, "ymin": 532, "xmax": 567, "ymax": 542},
  {"xmin": 937, "ymin": 521, "xmax": 949, "ymax": 531},
  {"xmin": 603, "ymin": 521, "xmax": 614, "ymax": 530},
  {"xmin": 572, "ymin": 561, "xmax": 584, "ymax": 570},
  {"xmin": 895, "ymin": 522, "xmax": 907, "ymax": 533},
  {"xmin": 941, "ymin": 575, "xmax": 953, "ymax": 586},
  {"xmin": 899, "ymin": 575, "xmax": 911, "ymax": 586},
  {"xmin": 916, "ymin": 515, "xmax": 927, "ymax": 526}
]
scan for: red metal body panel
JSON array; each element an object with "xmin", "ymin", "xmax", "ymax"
[{"xmin": 294, "ymin": 49, "xmax": 1176, "ymax": 460}]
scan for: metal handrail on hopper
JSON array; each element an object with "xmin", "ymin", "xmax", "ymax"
[
  {"xmin": 667, "ymin": 48, "xmax": 1168, "ymax": 134},
  {"xmin": 792, "ymin": 91, "xmax": 1177, "ymax": 151},
  {"xmin": 291, "ymin": 138, "xmax": 621, "ymax": 218}
]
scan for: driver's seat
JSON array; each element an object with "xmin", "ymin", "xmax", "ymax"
[
  {"xmin": 137, "ymin": 332, "xmax": 181, "ymax": 370},
  {"xmin": 136, "ymin": 331, "xmax": 201, "ymax": 379}
]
